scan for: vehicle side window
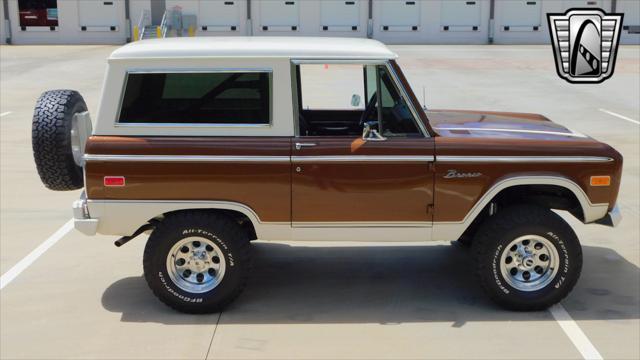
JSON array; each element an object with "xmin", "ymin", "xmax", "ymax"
[
  {"xmin": 373, "ymin": 66, "xmax": 421, "ymax": 137},
  {"xmin": 118, "ymin": 71, "xmax": 271, "ymax": 125},
  {"xmin": 299, "ymin": 64, "xmax": 365, "ymax": 110},
  {"xmin": 296, "ymin": 63, "xmax": 421, "ymax": 137}
]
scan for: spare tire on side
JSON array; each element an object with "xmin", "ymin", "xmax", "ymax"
[{"xmin": 32, "ymin": 90, "xmax": 88, "ymax": 191}]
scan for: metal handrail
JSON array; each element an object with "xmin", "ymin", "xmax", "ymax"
[
  {"xmin": 160, "ymin": 10, "xmax": 169, "ymax": 38},
  {"xmin": 137, "ymin": 9, "xmax": 150, "ymax": 40}
]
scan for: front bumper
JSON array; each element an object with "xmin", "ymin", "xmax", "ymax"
[
  {"xmin": 72, "ymin": 197, "xmax": 98, "ymax": 235},
  {"xmin": 595, "ymin": 204, "xmax": 622, "ymax": 227}
]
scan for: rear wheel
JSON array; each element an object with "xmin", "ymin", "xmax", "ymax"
[
  {"xmin": 472, "ymin": 205, "xmax": 582, "ymax": 310},
  {"xmin": 143, "ymin": 211, "xmax": 251, "ymax": 313}
]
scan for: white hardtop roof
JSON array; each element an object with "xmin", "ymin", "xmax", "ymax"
[{"xmin": 109, "ymin": 37, "xmax": 398, "ymax": 61}]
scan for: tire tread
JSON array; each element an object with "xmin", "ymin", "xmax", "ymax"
[
  {"xmin": 472, "ymin": 204, "xmax": 582, "ymax": 311},
  {"xmin": 143, "ymin": 211, "xmax": 251, "ymax": 314},
  {"xmin": 32, "ymin": 89, "xmax": 86, "ymax": 190}
]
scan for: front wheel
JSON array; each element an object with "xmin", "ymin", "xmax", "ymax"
[
  {"xmin": 472, "ymin": 205, "xmax": 582, "ymax": 311},
  {"xmin": 143, "ymin": 211, "xmax": 251, "ymax": 313}
]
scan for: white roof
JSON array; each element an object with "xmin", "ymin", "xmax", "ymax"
[{"xmin": 109, "ymin": 37, "xmax": 397, "ymax": 61}]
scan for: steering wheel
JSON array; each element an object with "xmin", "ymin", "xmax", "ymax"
[{"xmin": 359, "ymin": 92, "xmax": 378, "ymax": 127}]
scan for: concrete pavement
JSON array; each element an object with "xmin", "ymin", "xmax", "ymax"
[{"xmin": 1, "ymin": 44, "xmax": 638, "ymax": 359}]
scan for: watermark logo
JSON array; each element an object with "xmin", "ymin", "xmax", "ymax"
[{"xmin": 547, "ymin": 8, "xmax": 623, "ymax": 84}]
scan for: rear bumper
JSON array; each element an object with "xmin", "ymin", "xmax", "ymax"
[
  {"xmin": 72, "ymin": 197, "xmax": 98, "ymax": 235},
  {"xmin": 595, "ymin": 204, "xmax": 622, "ymax": 227}
]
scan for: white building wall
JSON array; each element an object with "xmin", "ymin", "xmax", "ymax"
[
  {"xmin": 166, "ymin": 0, "xmax": 249, "ymax": 36},
  {"xmin": 617, "ymin": 0, "xmax": 640, "ymax": 44},
  {"xmin": 251, "ymin": 0, "xmax": 369, "ymax": 38},
  {"xmin": 1, "ymin": 0, "xmax": 6, "ymax": 44},
  {"xmin": 7, "ymin": 0, "xmax": 127, "ymax": 45},
  {"xmin": 493, "ymin": 0, "xmax": 611, "ymax": 44},
  {"xmin": 372, "ymin": 0, "xmax": 491, "ymax": 44},
  {"xmin": 129, "ymin": 0, "xmax": 150, "ymax": 26},
  {"xmin": 1, "ymin": 0, "xmax": 638, "ymax": 45}
]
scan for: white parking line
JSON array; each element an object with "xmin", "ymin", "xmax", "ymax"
[
  {"xmin": 0, "ymin": 111, "xmax": 12, "ymax": 117},
  {"xmin": 599, "ymin": 108, "xmax": 640, "ymax": 125},
  {"xmin": 550, "ymin": 304, "xmax": 603, "ymax": 360},
  {"xmin": 0, "ymin": 220, "xmax": 73, "ymax": 290},
  {"xmin": 0, "ymin": 217, "xmax": 606, "ymax": 360}
]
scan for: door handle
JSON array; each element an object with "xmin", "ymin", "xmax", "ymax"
[{"xmin": 295, "ymin": 142, "xmax": 317, "ymax": 150}]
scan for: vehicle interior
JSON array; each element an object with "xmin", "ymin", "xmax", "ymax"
[{"xmin": 296, "ymin": 63, "xmax": 421, "ymax": 138}]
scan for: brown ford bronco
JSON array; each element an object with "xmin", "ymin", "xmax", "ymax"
[{"xmin": 31, "ymin": 37, "xmax": 622, "ymax": 314}]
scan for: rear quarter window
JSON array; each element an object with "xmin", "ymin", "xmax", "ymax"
[{"xmin": 118, "ymin": 71, "xmax": 272, "ymax": 125}]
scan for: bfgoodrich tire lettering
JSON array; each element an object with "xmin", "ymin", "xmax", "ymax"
[
  {"xmin": 473, "ymin": 205, "xmax": 582, "ymax": 310},
  {"xmin": 143, "ymin": 211, "xmax": 251, "ymax": 313},
  {"xmin": 32, "ymin": 90, "xmax": 86, "ymax": 191}
]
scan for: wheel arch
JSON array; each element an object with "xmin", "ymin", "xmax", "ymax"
[
  {"xmin": 87, "ymin": 200, "xmax": 287, "ymax": 240},
  {"xmin": 432, "ymin": 176, "xmax": 609, "ymax": 242}
]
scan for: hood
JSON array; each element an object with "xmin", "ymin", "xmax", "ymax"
[{"xmin": 426, "ymin": 109, "xmax": 588, "ymax": 141}]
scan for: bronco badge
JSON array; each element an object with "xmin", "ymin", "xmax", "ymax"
[
  {"xmin": 547, "ymin": 8, "xmax": 623, "ymax": 84},
  {"xmin": 444, "ymin": 169, "xmax": 482, "ymax": 179}
]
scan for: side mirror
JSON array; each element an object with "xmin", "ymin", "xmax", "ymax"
[
  {"xmin": 362, "ymin": 121, "xmax": 386, "ymax": 141},
  {"xmin": 351, "ymin": 94, "xmax": 361, "ymax": 107}
]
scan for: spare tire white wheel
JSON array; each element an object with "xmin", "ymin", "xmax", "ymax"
[{"xmin": 32, "ymin": 90, "xmax": 92, "ymax": 191}]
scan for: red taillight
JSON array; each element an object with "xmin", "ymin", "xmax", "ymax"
[{"xmin": 104, "ymin": 176, "xmax": 125, "ymax": 187}]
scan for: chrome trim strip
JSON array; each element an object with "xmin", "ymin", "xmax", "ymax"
[
  {"xmin": 84, "ymin": 155, "xmax": 290, "ymax": 163},
  {"xmin": 292, "ymin": 155, "xmax": 435, "ymax": 163},
  {"xmin": 85, "ymin": 154, "xmax": 436, "ymax": 163},
  {"xmin": 433, "ymin": 127, "xmax": 588, "ymax": 138},
  {"xmin": 437, "ymin": 156, "xmax": 613, "ymax": 163}
]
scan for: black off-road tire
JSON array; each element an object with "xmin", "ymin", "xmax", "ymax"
[
  {"xmin": 472, "ymin": 204, "xmax": 582, "ymax": 311},
  {"xmin": 143, "ymin": 211, "xmax": 252, "ymax": 314},
  {"xmin": 456, "ymin": 235, "xmax": 473, "ymax": 248},
  {"xmin": 32, "ymin": 90, "xmax": 86, "ymax": 190}
]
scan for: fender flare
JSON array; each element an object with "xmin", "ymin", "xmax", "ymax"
[{"xmin": 431, "ymin": 176, "xmax": 609, "ymax": 242}]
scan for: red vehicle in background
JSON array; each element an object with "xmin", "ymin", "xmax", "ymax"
[{"xmin": 18, "ymin": 0, "xmax": 58, "ymax": 27}]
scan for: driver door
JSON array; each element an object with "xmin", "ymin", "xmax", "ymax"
[{"xmin": 291, "ymin": 62, "xmax": 435, "ymax": 233}]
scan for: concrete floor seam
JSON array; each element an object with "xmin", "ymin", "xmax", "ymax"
[{"xmin": 205, "ymin": 312, "xmax": 222, "ymax": 360}]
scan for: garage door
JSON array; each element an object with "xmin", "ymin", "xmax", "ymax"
[
  {"xmin": 199, "ymin": 0, "xmax": 242, "ymax": 32},
  {"xmin": 500, "ymin": 0, "xmax": 542, "ymax": 32},
  {"xmin": 562, "ymin": 0, "xmax": 610, "ymax": 11},
  {"xmin": 258, "ymin": 0, "xmax": 299, "ymax": 32},
  {"xmin": 618, "ymin": 0, "xmax": 640, "ymax": 44},
  {"xmin": 379, "ymin": 0, "xmax": 421, "ymax": 32},
  {"xmin": 440, "ymin": 0, "xmax": 481, "ymax": 32},
  {"xmin": 321, "ymin": 0, "xmax": 360, "ymax": 32},
  {"xmin": 77, "ymin": 0, "xmax": 121, "ymax": 31}
]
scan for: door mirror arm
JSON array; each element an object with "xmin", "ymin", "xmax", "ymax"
[{"xmin": 362, "ymin": 121, "xmax": 387, "ymax": 141}]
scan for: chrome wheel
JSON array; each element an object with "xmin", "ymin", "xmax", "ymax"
[
  {"xmin": 499, "ymin": 235, "xmax": 559, "ymax": 292},
  {"xmin": 166, "ymin": 237, "xmax": 226, "ymax": 293}
]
